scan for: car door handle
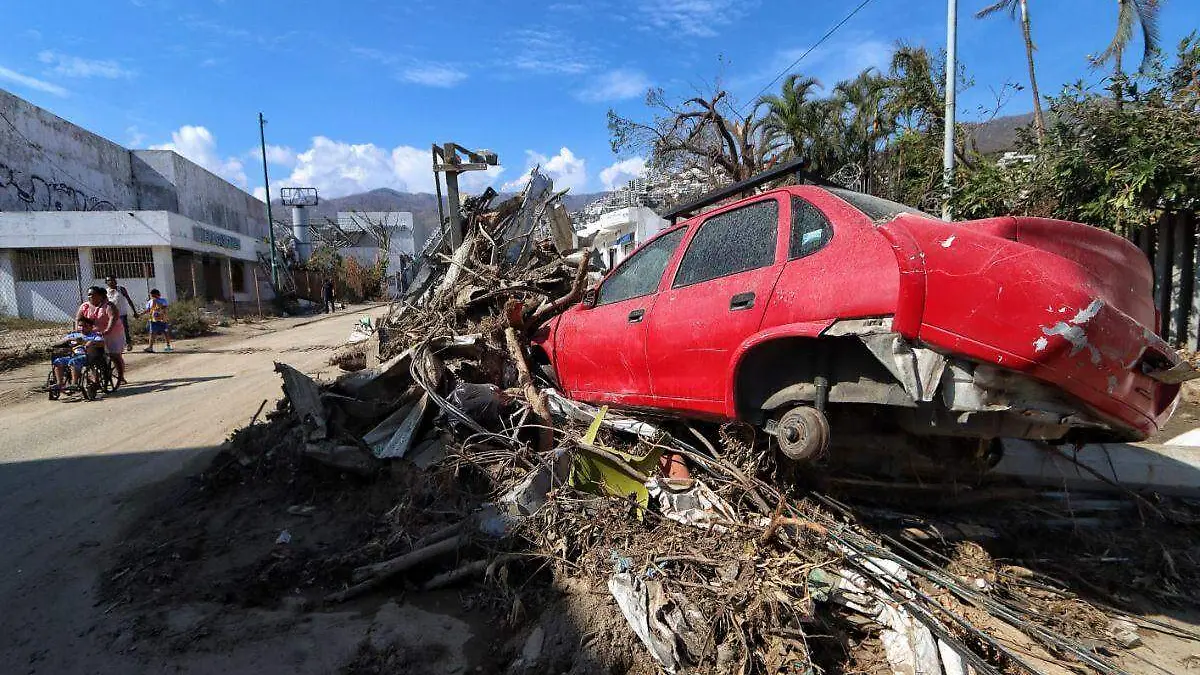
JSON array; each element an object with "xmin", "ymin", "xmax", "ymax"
[
  {"xmin": 730, "ymin": 292, "xmax": 755, "ymax": 311},
  {"xmin": 627, "ymin": 308, "xmax": 645, "ymax": 323}
]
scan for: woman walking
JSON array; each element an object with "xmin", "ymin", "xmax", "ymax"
[{"xmin": 76, "ymin": 286, "xmax": 128, "ymax": 386}]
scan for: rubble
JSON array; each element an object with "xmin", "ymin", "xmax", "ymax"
[{"xmin": 101, "ymin": 168, "xmax": 1200, "ymax": 674}]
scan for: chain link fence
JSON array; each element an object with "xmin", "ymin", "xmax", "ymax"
[{"xmin": 1, "ymin": 246, "xmax": 155, "ymax": 361}]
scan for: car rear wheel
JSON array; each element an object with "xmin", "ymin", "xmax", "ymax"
[{"xmin": 776, "ymin": 405, "xmax": 830, "ymax": 462}]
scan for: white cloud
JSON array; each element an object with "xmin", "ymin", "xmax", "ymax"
[
  {"xmin": 639, "ymin": 0, "xmax": 749, "ymax": 38},
  {"xmin": 277, "ymin": 137, "xmax": 504, "ymax": 198},
  {"xmin": 25, "ymin": 29, "xmax": 42, "ymax": 40},
  {"xmin": 503, "ymin": 148, "xmax": 587, "ymax": 192},
  {"xmin": 151, "ymin": 125, "xmax": 248, "ymax": 187},
  {"xmin": 400, "ymin": 64, "xmax": 467, "ymax": 88},
  {"xmin": 126, "ymin": 125, "xmax": 147, "ymax": 147},
  {"xmin": 244, "ymin": 144, "xmax": 298, "ymax": 168},
  {"xmin": 599, "ymin": 157, "xmax": 647, "ymax": 191},
  {"xmin": 0, "ymin": 64, "xmax": 68, "ymax": 96},
  {"xmin": 742, "ymin": 36, "xmax": 893, "ymax": 95},
  {"xmin": 252, "ymin": 186, "xmax": 267, "ymax": 202},
  {"xmin": 37, "ymin": 50, "xmax": 135, "ymax": 79},
  {"xmin": 507, "ymin": 29, "xmax": 593, "ymax": 74},
  {"xmin": 350, "ymin": 48, "xmax": 467, "ymax": 88},
  {"xmin": 577, "ymin": 69, "xmax": 651, "ymax": 103}
]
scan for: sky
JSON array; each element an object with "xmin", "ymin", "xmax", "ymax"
[{"xmin": 1, "ymin": 0, "xmax": 1197, "ymax": 201}]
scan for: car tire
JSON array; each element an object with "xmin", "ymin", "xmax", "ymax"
[{"xmin": 776, "ymin": 405, "xmax": 830, "ymax": 462}]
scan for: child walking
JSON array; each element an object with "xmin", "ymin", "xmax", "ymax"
[{"xmin": 143, "ymin": 289, "xmax": 174, "ymax": 353}]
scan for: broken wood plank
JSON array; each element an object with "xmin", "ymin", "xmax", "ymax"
[
  {"xmin": 334, "ymin": 347, "xmax": 413, "ymax": 398},
  {"xmin": 363, "ymin": 402, "xmax": 416, "ymax": 451},
  {"xmin": 275, "ymin": 362, "xmax": 327, "ymax": 441},
  {"xmin": 377, "ymin": 393, "xmax": 429, "ymax": 459},
  {"xmin": 327, "ymin": 533, "xmax": 472, "ymax": 604}
]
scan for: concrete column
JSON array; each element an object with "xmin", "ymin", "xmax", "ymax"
[
  {"xmin": 0, "ymin": 250, "xmax": 17, "ymax": 317},
  {"xmin": 151, "ymin": 246, "xmax": 176, "ymax": 303},
  {"xmin": 220, "ymin": 257, "xmax": 234, "ymax": 301},
  {"xmin": 77, "ymin": 247, "xmax": 94, "ymax": 293}
]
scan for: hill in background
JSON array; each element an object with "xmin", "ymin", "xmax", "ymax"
[{"xmin": 273, "ymin": 187, "xmax": 608, "ymax": 249}]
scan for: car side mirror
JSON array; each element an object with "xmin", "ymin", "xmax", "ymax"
[{"xmin": 582, "ymin": 287, "xmax": 598, "ymax": 308}]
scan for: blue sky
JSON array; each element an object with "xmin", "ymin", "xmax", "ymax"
[{"xmin": 2, "ymin": 0, "xmax": 1197, "ymax": 199}]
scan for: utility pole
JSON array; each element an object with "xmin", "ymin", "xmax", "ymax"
[
  {"xmin": 259, "ymin": 112, "xmax": 279, "ymax": 290},
  {"xmin": 942, "ymin": 0, "xmax": 958, "ymax": 221},
  {"xmin": 432, "ymin": 143, "xmax": 499, "ymax": 251}
]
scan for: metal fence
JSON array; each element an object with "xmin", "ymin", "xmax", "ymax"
[{"xmin": 1, "ymin": 246, "xmax": 155, "ymax": 357}]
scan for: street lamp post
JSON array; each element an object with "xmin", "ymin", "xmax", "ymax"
[{"xmin": 943, "ymin": 0, "xmax": 958, "ymax": 221}]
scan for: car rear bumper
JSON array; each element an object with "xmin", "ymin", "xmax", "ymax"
[{"xmin": 920, "ymin": 301, "xmax": 1185, "ymax": 440}]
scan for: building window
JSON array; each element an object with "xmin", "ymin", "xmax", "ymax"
[
  {"xmin": 14, "ymin": 248, "xmax": 79, "ymax": 282},
  {"xmin": 92, "ymin": 247, "xmax": 155, "ymax": 280},
  {"xmin": 231, "ymin": 261, "xmax": 246, "ymax": 292}
]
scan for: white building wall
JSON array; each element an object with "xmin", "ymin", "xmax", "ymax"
[{"xmin": 0, "ymin": 250, "xmax": 17, "ymax": 317}]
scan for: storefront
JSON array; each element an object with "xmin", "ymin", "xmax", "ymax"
[{"xmin": 0, "ymin": 211, "xmax": 269, "ymax": 321}]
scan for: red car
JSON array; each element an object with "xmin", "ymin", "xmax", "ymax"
[{"xmin": 532, "ymin": 183, "xmax": 1192, "ymax": 460}]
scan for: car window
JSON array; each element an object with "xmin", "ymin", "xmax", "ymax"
[
  {"xmin": 672, "ymin": 199, "xmax": 778, "ymax": 288},
  {"xmin": 827, "ymin": 187, "xmax": 935, "ymax": 223},
  {"xmin": 596, "ymin": 227, "xmax": 686, "ymax": 306},
  {"xmin": 790, "ymin": 196, "xmax": 833, "ymax": 260}
]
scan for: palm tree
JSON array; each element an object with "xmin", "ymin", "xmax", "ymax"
[
  {"xmin": 976, "ymin": 0, "xmax": 1046, "ymax": 141},
  {"xmin": 754, "ymin": 74, "xmax": 823, "ymax": 158},
  {"xmin": 1095, "ymin": 0, "xmax": 1162, "ymax": 79},
  {"xmin": 834, "ymin": 70, "xmax": 893, "ymax": 190}
]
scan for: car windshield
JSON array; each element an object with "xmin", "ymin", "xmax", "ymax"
[{"xmin": 827, "ymin": 188, "xmax": 936, "ymax": 223}]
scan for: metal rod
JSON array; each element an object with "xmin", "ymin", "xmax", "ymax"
[
  {"xmin": 258, "ymin": 112, "xmax": 279, "ymax": 290},
  {"xmin": 942, "ymin": 0, "xmax": 958, "ymax": 221},
  {"xmin": 432, "ymin": 144, "xmax": 446, "ymax": 252},
  {"xmin": 443, "ymin": 144, "xmax": 464, "ymax": 250}
]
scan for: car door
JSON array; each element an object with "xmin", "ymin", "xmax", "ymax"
[
  {"xmin": 554, "ymin": 227, "xmax": 688, "ymax": 406},
  {"xmin": 645, "ymin": 196, "xmax": 785, "ymax": 410}
]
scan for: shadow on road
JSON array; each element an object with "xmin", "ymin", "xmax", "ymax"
[{"xmin": 109, "ymin": 375, "xmax": 234, "ymax": 396}]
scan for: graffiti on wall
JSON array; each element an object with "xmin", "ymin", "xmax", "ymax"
[{"xmin": 0, "ymin": 162, "xmax": 117, "ymax": 212}]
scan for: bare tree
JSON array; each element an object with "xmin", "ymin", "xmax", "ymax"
[{"xmin": 608, "ymin": 89, "xmax": 774, "ymax": 185}]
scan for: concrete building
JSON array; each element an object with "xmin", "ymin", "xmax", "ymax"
[
  {"xmin": 332, "ymin": 212, "xmax": 415, "ymax": 296},
  {"xmin": 576, "ymin": 206, "xmax": 668, "ymax": 270},
  {"xmin": 0, "ymin": 88, "xmax": 270, "ymax": 321}
]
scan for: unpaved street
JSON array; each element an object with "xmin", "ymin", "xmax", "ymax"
[{"xmin": 0, "ymin": 307, "xmax": 481, "ymax": 675}]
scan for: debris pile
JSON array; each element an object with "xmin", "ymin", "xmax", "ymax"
[{"xmin": 104, "ymin": 169, "xmax": 1200, "ymax": 674}]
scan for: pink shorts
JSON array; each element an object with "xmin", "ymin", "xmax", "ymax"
[{"xmin": 103, "ymin": 331, "xmax": 125, "ymax": 354}]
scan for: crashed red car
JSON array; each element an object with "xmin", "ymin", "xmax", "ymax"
[{"xmin": 532, "ymin": 184, "xmax": 1192, "ymax": 460}]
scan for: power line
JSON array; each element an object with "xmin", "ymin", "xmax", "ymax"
[{"xmin": 742, "ymin": 0, "xmax": 877, "ymax": 114}]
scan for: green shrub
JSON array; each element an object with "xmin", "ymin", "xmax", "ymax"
[{"xmin": 128, "ymin": 298, "xmax": 212, "ymax": 339}]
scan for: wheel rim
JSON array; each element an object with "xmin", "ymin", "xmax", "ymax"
[{"xmin": 777, "ymin": 406, "xmax": 830, "ymax": 462}]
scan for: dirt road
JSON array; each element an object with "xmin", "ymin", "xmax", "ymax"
[{"xmin": 0, "ymin": 307, "xmax": 480, "ymax": 675}]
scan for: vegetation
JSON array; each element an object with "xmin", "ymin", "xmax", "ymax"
[
  {"xmin": 128, "ymin": 298, "xmax": 212, "ymax": 339},
  {"xmin": 304, "ymin": 245, "xmax": 388, "ymax": 303},
  {"xmin": 606, "ymin": 20, "xmax": 1196, "ymax": 237}
]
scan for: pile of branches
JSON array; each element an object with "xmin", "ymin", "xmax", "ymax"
[{"xmin": 264, "ymin": 170, "xmax": 1190, "ymax": 674}]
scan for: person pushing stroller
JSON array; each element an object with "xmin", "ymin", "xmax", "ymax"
[{"xmin": 50, "ymin": 317, "xmax": 104, "ymax": 392}]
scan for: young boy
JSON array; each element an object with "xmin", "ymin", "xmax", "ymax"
[
  {"xmin": 143, "ymin": 289, "xmax": 174, "ymax": 353},
  {"xmin": 51, "ymin": 317, "xmax": 104, "ymax": 390}
]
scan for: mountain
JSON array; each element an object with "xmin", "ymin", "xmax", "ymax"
[
  {"xmin": 273, "ymin": 187, "xmax": 609, "ymax": 249},
  {"xmin": 964, "ymin": 112, "xmax": 1038, "ymax": 155}
]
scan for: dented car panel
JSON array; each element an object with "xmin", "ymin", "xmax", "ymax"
[
  {"xmin": 535, "ymin": 185, "xmax": 1192, "ymax": 443},
  {"xmin": 878, "ymin": 213, "xmax": 1186, "ymax": 438}
]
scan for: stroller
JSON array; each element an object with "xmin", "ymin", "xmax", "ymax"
[{"xmin": 45, "ymin": 340, "xmax": 116, "ymax": 401}]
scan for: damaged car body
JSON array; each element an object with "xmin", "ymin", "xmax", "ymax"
[{"xmin": 532, "ymin": 176, "xmax": 1196, "ymax": 462}]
